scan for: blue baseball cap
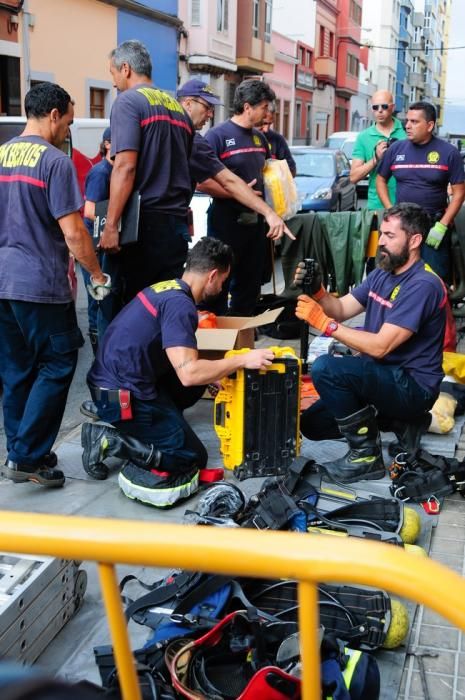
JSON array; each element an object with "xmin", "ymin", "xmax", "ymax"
[
  {"xmin": 177, "ymin": 79, "xmax": 222, "ymax": 105},
  {"xmin": 102, "ymin": 127, "xmax": 111, "ymax": 142}
]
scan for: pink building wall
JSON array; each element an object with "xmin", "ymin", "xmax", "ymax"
[{"xmin": 264, "ymin": 31, "xmax": 296, "ymax": 138}]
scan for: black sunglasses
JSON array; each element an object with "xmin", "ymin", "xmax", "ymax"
[{"xmin": 372, "ymin": 104, "xmax": 391, "ymax": 111}]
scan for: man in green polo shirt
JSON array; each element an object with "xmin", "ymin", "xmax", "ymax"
[{"xmin": 350, "ymin": 90, "xmax": 406, "ymax": 210}]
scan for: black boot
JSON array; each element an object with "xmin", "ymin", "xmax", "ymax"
[
  {"xmin": 322, "ymin": 405, "xmax": 385, "ymax": 484},
  {"xmin": 89, "ymin": 330, "xmax": 99, "ymax": 357},
  {"xmin": 81, "ymin": 423, "xmax": 161, "ymax": 480},
  {"xmin": 387, "ymin": 414, "xmax": 431, "ymax": 458}
]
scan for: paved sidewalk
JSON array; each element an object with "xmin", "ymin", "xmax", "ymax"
[{"xmin": 1, "ymin": 278, "xmax": 465, "ymax": 698}]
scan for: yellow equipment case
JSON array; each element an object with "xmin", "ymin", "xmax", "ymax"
[{"xmin": 214, "ymin": 347, "xmax": 301, "ymax": 480}]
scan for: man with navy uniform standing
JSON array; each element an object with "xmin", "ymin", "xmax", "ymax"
[
  {"xmin": 176, "ymin": 79, "xmax": 293, "ymax": 240},
  {"xmin": 376, "ymin": 101, "xmax": 465, "ymax": 281},
  {"xmin": 100, "ymin": 40, "xmax": 194, "ymax": 303},
  {"xmin": 198, "ymin": 79, "xmax": 277, "ymax": 315},
  {"xmin": 259, "ymin": 102, "xmax": 296, "ymax": 177},
  {"xmin": 0, "ymin": 82, "xmax": 111, "ymax": 488}
]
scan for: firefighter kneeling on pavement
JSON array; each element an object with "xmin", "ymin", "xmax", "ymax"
[
  {"xmin": 80, "ymin": 237, "xmax": 274, "ymax": 505},
  {"xmin": 295, "ymin": 202, "xmax": 447, "ymax": 484}
]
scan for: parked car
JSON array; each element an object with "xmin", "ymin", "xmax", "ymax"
[
  {"xmin": 290, "ymin": 146, "xmax": 357, "ymax": 213},
  {"xmin": 325, "ymin": 131, "xmax": 368, "ymax": 198}
]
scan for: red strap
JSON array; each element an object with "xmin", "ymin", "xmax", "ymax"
[
  {"xmin": 137, "ymin": 291, "xmax": 158, "ymax": 317},
  {"xmin": 119, "ymin": 390, "xmax": 132, "ymax": 420}
]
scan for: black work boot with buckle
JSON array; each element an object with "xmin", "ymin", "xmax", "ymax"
[
  {"xmin": 387, "ymin": 414, "xmax": 431, "ymax": 459},
  {"xmin": 0, "ymin": 461, "xmax": 65, "ymax": 488},
  {"xmin": 322, "ymin": 405, "xmax": 385, "ymax": 484},
  {"xmin": 81, "ymin": 422, "xmax": 161, "ymax": 480}
]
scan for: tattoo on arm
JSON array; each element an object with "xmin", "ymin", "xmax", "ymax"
[{"xmin": 174, "ymin": 358, "xmax": 193, "ymax": 371}]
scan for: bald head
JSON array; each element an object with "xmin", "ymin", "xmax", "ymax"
[{"xmin": 371, "ymin": 90, "xmax": 395, "ymax": 127}]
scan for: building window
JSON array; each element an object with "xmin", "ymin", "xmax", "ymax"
[
  {"xmin": 265, "ymin": 0, "xmax": 272, "ymax": 43},
  {"xmin": 295, "ymin": 102, "xmax": 302, "ymax": 138},
  {"xmin": 191, "ymin": 0, "xmax": 201, "ymax": 25},
  {"xmin": 300, "ymin": 46, "xmax": 305, "ymax": 65},
  {"xmin": 349, "ymin": 0, "xmax": 362, "ymax": 25},
  {"xmin": 90, "ymin": 87, "xmax": 107, "ymax": 118},
  {"xmin": 329, "ymin": 32, "xmax": 335, "ymax": 57},
  {"xmin": 252, "ymin": 0, "xmax": 259, "ymax": 38},
  {"xmin": 424, "ymin": 12, "xmax": 431, "ymax": 29},
  {"xmin": 346, "ymin": 54, "xmax": 359, "ymax": 77},
  {"xmin": 217, "ymin": 0, "xmax": 229, "ymax": 32},
  {"xmin": 283, "ymin": 100, "xmax": 290, "ymax": 139},
  {"xmin": 306, "ymin": 50, "xmax": 312, "ymax": 67},
  {"xmin": 306, "ymin": 104, "xmax": 312, "ymax": 142},
  {"xmin": 319, "ymin": 25, "xmax": 326, "ymax": 56}
]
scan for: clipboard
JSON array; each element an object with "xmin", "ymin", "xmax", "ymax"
[{"xmin": 93, "ymin": 191, "xmax": 141, "ymax": 246}]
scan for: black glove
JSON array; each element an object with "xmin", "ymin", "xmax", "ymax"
[{"xmin": 293, "ymin": 260, "xmax": 323, "ymax": 297}]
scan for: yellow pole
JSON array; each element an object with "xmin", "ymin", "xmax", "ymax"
[
  {"xmin": 98, "ymin": 563, "xmax": 142, "ymax": 700},
  {"xmin": 298, "ymin": 580, "xmax": 321, "ymax": 700}
]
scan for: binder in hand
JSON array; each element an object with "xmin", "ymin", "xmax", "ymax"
[{"xmin": 93, "ymin": 191, "xmax": 141, "ymax": 246}]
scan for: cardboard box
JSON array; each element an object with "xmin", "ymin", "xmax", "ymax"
[{"xmin": 196, "ymin": 307, "xmax": 283, "ymax": 358}]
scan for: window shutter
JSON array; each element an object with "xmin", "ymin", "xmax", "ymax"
[{"xmin": 191, "ymin": 0, "xmax": 201, "ymax": 25}]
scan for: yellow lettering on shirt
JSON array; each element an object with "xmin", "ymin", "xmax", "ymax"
[
  {"xmin": 150, "ymin": 280, "xmax": 182, "ymax": 293},
  {"xmin": 0, "ymin": 142, "xmax": 47, "ymax": 168},
  {"xmin": 137, "ymin": 87, "xmax": 183, "ymax": 114},
  {"xmin": 390, "ymin": 285, "xmax": 401, "ymax": 301}
]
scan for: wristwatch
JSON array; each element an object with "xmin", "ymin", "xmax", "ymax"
[{"xmin": 324, "ymin": 320, "xmax": 339, "ymax": 337}]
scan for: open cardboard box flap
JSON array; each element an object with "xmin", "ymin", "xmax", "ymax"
[{"xmin": 196, "ymin": 307, "xmax": 284, "ymax": 351}]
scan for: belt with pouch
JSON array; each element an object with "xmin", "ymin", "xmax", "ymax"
[{"xmin": 89, "ymin": 385, "xmax": 133, "ymax": 420}]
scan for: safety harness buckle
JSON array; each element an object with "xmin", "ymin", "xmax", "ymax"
[{"xmin": 421, "ymin": 496, "xmax": 440, "ymax": 515}]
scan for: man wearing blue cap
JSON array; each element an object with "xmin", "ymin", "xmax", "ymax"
[{"xmin": 177, "ymin": 79, "xmax": 292, "ymax": 241}]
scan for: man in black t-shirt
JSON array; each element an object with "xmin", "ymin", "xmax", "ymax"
[
  {"xmin": 100, "ymin": 40, "xmax": 194, "ymax": 303},
  {"xmin": 197, "ymin": 80, "xmax": 278, "ymax": 315}
]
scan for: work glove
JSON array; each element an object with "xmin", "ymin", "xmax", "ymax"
[
  {"xmin": 295, "ymin": 294, "xmax": 334, "ymax": 333},
  {"xmin": 425, "ymin": 222, "xmax": 448, "ymax": 250},
  {"xmin": 87, "ymin": 273, "xmax": 112, "ymax": 301},
  {"xmin": 293, "ymin": 261, "xmax": 325, "ymax": 300}
]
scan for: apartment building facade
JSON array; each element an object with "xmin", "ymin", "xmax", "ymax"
[
  {"xmin": 0, "ymin": 0, "xmax": 22, "ymax": 115},
  {"xmin": 3, "ymin": 0, "xmax": 181, "ymax": 118}
]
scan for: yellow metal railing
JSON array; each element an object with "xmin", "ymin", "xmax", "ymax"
[{"xmin": 2, "ymin": 511, "xmax": 465, "ymax": 700}]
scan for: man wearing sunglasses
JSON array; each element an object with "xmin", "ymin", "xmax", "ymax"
[{"xmin": 350, "ymin": 90, "xmax": 406, "ymax": 210}]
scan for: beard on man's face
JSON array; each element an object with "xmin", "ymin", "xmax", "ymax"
[{"xmin": 376, "ymin": 242, "xmax": 410, "ymax": 272}]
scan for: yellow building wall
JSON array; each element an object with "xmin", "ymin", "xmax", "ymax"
[{"xmin": 21, "ymin": 0, "xmax": 117, "ymax": 116}]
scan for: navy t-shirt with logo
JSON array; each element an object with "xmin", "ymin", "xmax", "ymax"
[
  {"xmin": 204, "ymin": 120, "xmax": 269, "ymax": 195},
  {"xmin": 351, "ymin": 260, "xmax": 446, "ymax": 395},
  {"xmin": 189, "ymin": 133, "xmax": 225, "ymax": 195},
  {"xmin": 377, "ymin": 136, "xmax": 464, "ymax": 216},
  {"xmin": 88, "ymin": 279, "xmax": 198, "ymax": 400},
  {"xmin": 265, "ymin": 129, "xmax": 296, "ymax": 176},
  {"xmin": 83, "ymin": 157, "xmax": 112, "ymax": 236},
  {"xmin": 110, "ymin": 85, "xmax": 194, "ymax": 216},
  {"xmin": 0, "ymin": 135, "xmax": 83, "ymax": 303}
]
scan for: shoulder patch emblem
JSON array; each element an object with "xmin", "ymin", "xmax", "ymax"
[
  {"xmin": 253, "ymin": 135, "xmax": 262, "ymax": 146},
  {"xmin": 427, "ymin": 151, "xmax": 440, "ymax": 164},
  {"xmin": 150, "ymin": 280, "xmax": 181, "ymax": 293},
  {"xmin": 390, "ymin": 285, "xmax": 401, "ymax": 301},
  {"xmin": 225, "ymin": 138, "xmax": 235, "ymax": 147}
]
